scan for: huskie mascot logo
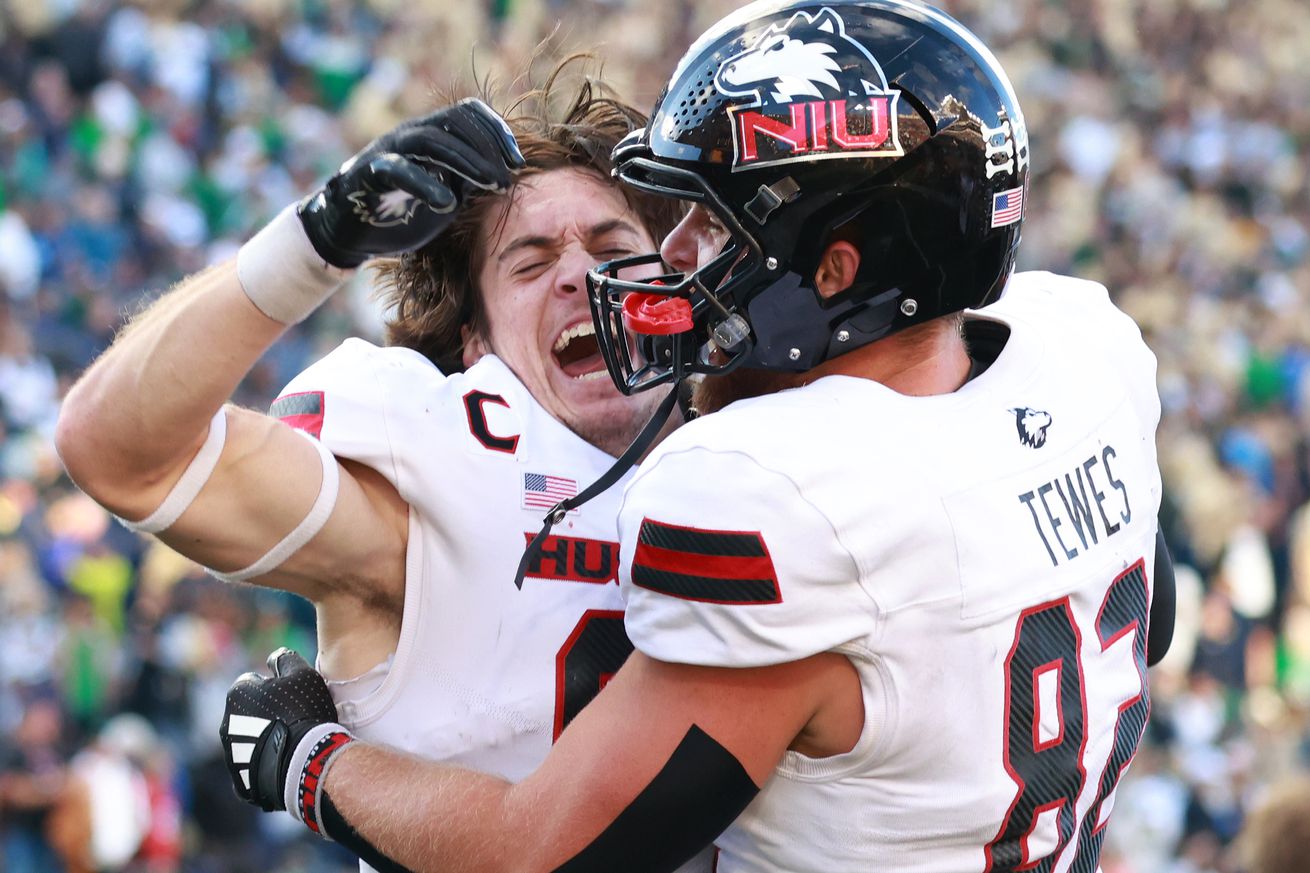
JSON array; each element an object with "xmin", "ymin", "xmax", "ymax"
[
  {"xmin": 714, "ymin": 7, "xmax": 903, "ymax": 170},
  {"xmin": 1010, "ymin": 407, "xmax": 1052, "ymax": 449},
  {"xmin": 349, "ymin": 188, "xmax": 422, "ymax": 228}
]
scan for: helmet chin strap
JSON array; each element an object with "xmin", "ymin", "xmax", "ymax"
[{"xmin": 514, "ymin": 383, "xmax": 683, "ymax": 589}]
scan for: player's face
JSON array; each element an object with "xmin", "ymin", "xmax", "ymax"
[
  {"xmin": 663, "ymin": 203, "xmax": 816, "ymax": 414},
  {"xmin": 661, "ymin": 204, "xmax": 796, "ymax": 414},
  {"xmin": 469, "ymin": 168, "xmax": 664, "ymax": 455},
  {"xmin": 659, "ymin": 204, "xmax": 731, "ymax": 276}
]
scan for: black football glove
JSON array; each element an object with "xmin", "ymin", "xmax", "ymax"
[
  {"xmin": 221, "ymin": 648, "xmax": 353, "ymax": 834},
  {"xmin": 298, "ymin": 98, "xmax": 525, "ymax": 268}
]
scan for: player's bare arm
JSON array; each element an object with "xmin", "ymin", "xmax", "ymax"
[
  {"xmin": 220, "ymin": 646, "xmax": 861, "ymax": 872},
  {"xmin": 57, "ymin": 101, "xmax": 523, "ymax": 674},
  {"xmin": 58, "ymin": 264, "xmax": 370, "ymax": 575}
]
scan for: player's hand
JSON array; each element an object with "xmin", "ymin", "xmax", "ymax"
[
  {"xmin": 220, "ymin": 648, "xmax": 349, "ymax": 820},
  {"xmin": 298, "ymin": 99, "xmax": 525, "ymax": 268}
]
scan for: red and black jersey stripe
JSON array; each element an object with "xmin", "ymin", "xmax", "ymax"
[
  {"xmin": 270, "ymin": 391, "xmax": 325, "ymax": 438},
  {"xmin": 631, "ymin": 518, "xmax": 781, "ymax": 605}
]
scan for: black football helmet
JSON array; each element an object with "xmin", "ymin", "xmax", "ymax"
[{"xmin": 588, "ymin": 0, "xmax": 1029, "ymax": 393}]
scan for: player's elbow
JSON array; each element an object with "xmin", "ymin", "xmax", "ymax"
[
  {"xmin": 54, "ymin": 388, "xmax": 106, "ymax": 494},
  {"xmin": 55, "ymin": 382, "xmax": 162, "ymax": 509}
]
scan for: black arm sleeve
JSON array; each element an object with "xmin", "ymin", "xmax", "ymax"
[
  {"xmin": 1147, "ymin": 527, "xmax": 1176, "ymax": 667},
  {"xmin": 320, "ymin": 792, "xmax": 415, "ymax": 873},
  {"xmin": 553, "ymin": 725, "xmax": 758, "ymax": 873}
]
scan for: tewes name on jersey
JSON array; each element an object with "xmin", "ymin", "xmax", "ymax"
[{"xmin": 1018, "ymin": 444, "xmax": 1133, "ymax": 568}]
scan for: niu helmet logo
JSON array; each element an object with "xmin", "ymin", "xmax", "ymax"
[
  {"xmin": 1010, "ymin": 407, "xmax": 1052, "ymax": 449},
  {"xmin": 715, "ymin": 6, "xmax": 904, "ymax": 171}
]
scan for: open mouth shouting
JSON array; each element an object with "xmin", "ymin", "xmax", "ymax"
[{"xmin": 553, "ymin": 321, "xmax": 609, "ymax": 381}]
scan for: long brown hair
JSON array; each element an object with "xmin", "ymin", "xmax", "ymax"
[{"xmin": 372, "ymin": 56, "xmax": 683, "ymax": 373}]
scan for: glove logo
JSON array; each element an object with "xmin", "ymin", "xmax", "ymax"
[
  {"xmin": 223, "ymin": 713, "xmax": 272, "ymax": 793},
  {"xmin": 348, "ymin": 188, "xmax": 422, "ymax": 228},
  {"xmin": 714, "ymin": 6, "xmax": 904, "ymax": 171},
  {"xmin": 297, "ymin": 100, "xmax": 521, "ymax": 267}
]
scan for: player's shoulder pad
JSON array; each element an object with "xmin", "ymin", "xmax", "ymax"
[
  {"xmin": 998, "ymin": 271, "xmax": 1157, "ymax": 375},
  {"xmin": 272, "ymin": 339, "xmax": 445, "ymax": 480},
  {"xmin": 995, "ymin": 271, "xmax": 1162, "ymax": 463},
  {"xmin": 619, "ymin": 430, "xmax": 876, "ymax": 669},
  {"xmin": 278, "ymin": 338, "xmax": 444, "ymax": 403},
  {"xmin": 1001, "ymin": 271, "xmax": 1138, "ymax": 335},
  {"xmin": 997, "ymin": 271, "xmax": 1117, "ymax": 316},
  {"xmin": 283, "ymin": 338, "xmax": 440, "ymax": 390}
]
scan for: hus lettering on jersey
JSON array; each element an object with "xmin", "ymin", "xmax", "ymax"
[
  {"xmin": 715, "ymin": 7, "xmax": 904, "ymax": 171},
  {"xmin": 520, "ymin": 533, "xmax": 619, "ymax": 585},
  {"xmin": 1018, "ymin": 444, "xmax": 1133, "ymax": 567}
]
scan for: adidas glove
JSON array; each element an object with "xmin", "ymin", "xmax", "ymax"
[
  {"xmin": 237, "ymin": 98, "xmax": 524, "ymax": 324},
  {"xmin": 299, "ymin": 98, "xmax": 525, "ymax": 268},
  {"xmin": 220, "ymin": 648, "xmax": 354, "ymax": 837}
]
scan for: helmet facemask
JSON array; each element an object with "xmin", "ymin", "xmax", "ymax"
[{"xmin": 587, "ymin": 155, "xmax": 770, "ymax": 395}]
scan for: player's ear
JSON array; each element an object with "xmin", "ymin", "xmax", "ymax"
[
  {"xmin": 462, "ymin": 325, "xmax": 489, "ymax": 367},
  {"xmin": 813, "ymin": 241, "xmax": 861, "ymax": 300}
]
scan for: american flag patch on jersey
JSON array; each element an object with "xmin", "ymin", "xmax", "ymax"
[
  {"xmin": 270, "ymin": 391, "xmax": 325, "ymax": 438},
  {"xmin": 523, "ymin": 473, "xmax": 578, "ymax": 512},
  {"xmin": 631, "ymin": 518, "xmax": 780, "ymax": 605},
  {"xmin": 991, "ymin": 185, "xmax": 1025, "ymax": 228}
]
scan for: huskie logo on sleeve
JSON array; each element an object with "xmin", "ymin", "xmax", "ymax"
[
  {"xmin": 715, "ymin": 6, "xmax": 904, "ymax": 170},
  {"xmin": 1009, "ymin": 407, "xmax": 1052, "ymax": 449}
]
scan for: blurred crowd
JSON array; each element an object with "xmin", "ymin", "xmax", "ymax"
[{"xmin": 2, "ymin": 0, "xmax": 1309, "ymax": 870}]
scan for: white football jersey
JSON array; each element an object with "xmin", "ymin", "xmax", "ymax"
[
  {"xmin": 619, "ymin": 272, "xmax": 1162, "ymax": 873},
  {"xmin": 275, "ymin": 342, "xmax": 713, "ymax": 872}
]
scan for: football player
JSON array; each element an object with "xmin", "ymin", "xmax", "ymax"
[
  {"xmin": 55, "ymin": 68, "xmax": 706, "ymax": 872},
  {"xmin": 216, "ymin": 2, "xmax": 1177, "ymax": 871}
]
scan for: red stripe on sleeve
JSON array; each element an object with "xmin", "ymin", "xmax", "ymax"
[{"xmin": 632, "ymin": 540, "xmax": 776, "ymax": 582}]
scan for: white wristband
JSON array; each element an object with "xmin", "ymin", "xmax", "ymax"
[
  {"xmin": 236, "ymin": 205, "xmax": 351, "ymax": 325},
  {"xmin": 286, "ymin": 722, "xmax": 354, "ymax": 836}
]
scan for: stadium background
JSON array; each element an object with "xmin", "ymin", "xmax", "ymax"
[{"xmin": 1, "ymin": 0, "xmax": 1308, "ymax": 870}]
